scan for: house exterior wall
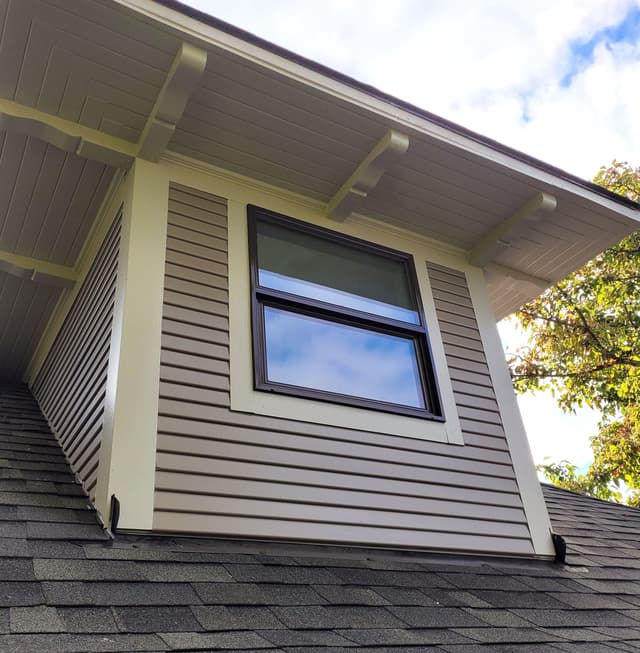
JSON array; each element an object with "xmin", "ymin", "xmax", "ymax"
[
  {"xmin": 31, "ymin": 214, "xmax": 122, "ymax": 498},
  {"xmin": 153, "ymin": 180, "xmax": 537, "ymax": 556}
]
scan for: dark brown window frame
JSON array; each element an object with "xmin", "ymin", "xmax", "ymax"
[{"xmin": 248, "ymin": 205, "xmax": 444, "ymax": 420}]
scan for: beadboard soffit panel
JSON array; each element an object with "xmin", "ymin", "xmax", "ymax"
[{"xmin": 1, "ymin": 0, "xmax": 639, "ymax": 379}]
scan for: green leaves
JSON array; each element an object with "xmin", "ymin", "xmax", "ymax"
[{"xmin": 513, "ymin": 161, "xmax": 640, "ymax": 505}]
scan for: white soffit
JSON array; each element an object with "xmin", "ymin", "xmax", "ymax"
[
  {"xmin": 0, "ymin": 131, "xmax": 115, "ymax": 267},
  {"xmin": 0, "ymin": 0, "xmax": 637, "ymax": 343},
  {"xmin": 0, "ymin": 271, "xmax": 62, "ymax": 381}
]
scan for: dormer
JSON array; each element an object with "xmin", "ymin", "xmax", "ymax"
[{"xmin": 1, "ymin": 0, "xmax": 638, "ymax": 561}]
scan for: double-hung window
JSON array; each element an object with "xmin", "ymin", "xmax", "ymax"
[{"xmin": 248, "ymin": 206, "xmax": 443, "ymax": 419}]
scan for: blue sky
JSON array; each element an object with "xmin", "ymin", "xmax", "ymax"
[
  {"xmin": 185, "ymin": 0, "xmax": 640, "ymax": 470},
  {"xmin": 563, "ymin": 5, "xmax": 640, "ymax": 86}
]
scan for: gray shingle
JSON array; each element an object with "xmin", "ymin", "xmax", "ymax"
[
  {"xmin": 58, "ymin": 607, "xmax": 118, "ymax": 633},
  {"xmin": 439, "ymin": 573, "xmax": 532, "ymax": 591},
  {"xmin": 272, "ymin": 605, "xmax": 404, "ymax": 629},
  {"xmin": 41, "ymin": 582, "xmax": 93, "ymax": 606},
  {"xmin": 312, "ymin": 584, "xmax": 388, "ymax": 605},
  {"xmin": 610, "ymin": 643, "xmax": 640, "ymax": 652},
  {"xmin": 511, "ymin": 609, "xmax": 640, "ymax": 627},
  {"xmin": 422, "ymin": 589, "xmax": 492, "ymax": 608},
  {"xmin": 0, "ymin": 505, "xmax": 17, "ymax": 519},
  {"xmin": 329, "ymin": 567, "xmax": 454, "ymax": 588},
  {"xmin": 224, "ymin": 563, "xmax": 340, "ymax": 584},
  {"xmin": 0, "ymin": 633, "xmax": 165, "ymax": 652},
  {"xmin": 462, "ymin": 608, "xmax": 534, "ymax": 627},
  {"xmin": 0, "ymin": 469, "xmax": 23, "ymax": 480},
  {"xmin": 336, "ymin": 627, "xmax": 473, "ymax": 646},
  {"xmin": 590, "ymin": 626, "xmax": 640, "ymax": 639},
  {"xmin": 468, "ymin": 590, "xmax": 568, "ymax": 608},
  {"xmin": 192, "ymin": 605, "xmax": 285, "ymax": 630},
  {"xmin": 543, "ymin": 627, "xmax": 621, "ymax": 642},
  {"xmin": 452, "ymin": 627, "xmax": 561, "ymax": 643},
  {"xmin": 0, "ymin": 538, "xmax": 29, "ymax": 557},
  {"xmin": 389, "ymin": 606, "xmax": 488, "ymax": 628},
  {"xmin": 138, "ymin": 561, "xmax": 232, "ymax": 582},
  {"xmin": 0, "ymin": 492, "xmax": 67, "ymax": 508},
  {"xmin": 0, "ymin": 559, "xmax": 34, "ymax": 580},
  {"xmin": 257, "ymin": 628, "xmax": 355, "ymax": 647},
  {"xmin": 192, "ymin": 581, "xmax": 265, "ymax": 605},
  {"xmin": 570, "ymin": 579, "xmax": 640, "ymax": 594},
  {"xmin": 0, "ymin": 582, "xmax": 44, "ymax": 607},
  {"xmin": 9, "ymin": 606, "xmax": 64, "ymax": 633},
  {"xmin": 373, "ymin": 586, "xmax": 439, "ymax": 606},
  {"xmin": 0, "ymin": 522, "xmax": 26, "ymax": 538},
  {"xmin": 26, "ymin": 540, "xmax": 86, "ymax": 559},
  {"xmin": 193, "ymin": 581, "xmax": 327, "ymax": 606},
  {"xmin": 33, "ymin": 559, "xmax": 145, "ymax": 581},
  {"xmin": 114, "ymin": 606, "xmax": 202, "ymax": 632},
  {"xmin": 258, "ymin": 584, "xmax": 330, "ymax": 606},
  {"xmin": 158, "ymin": 631, "xmax": 274, "ymax": 650},
  {"xmin": 552, "ymin": 644, "xmax": 635, "ymax": 653},
  {"xmin": 26, "ymin": 522, "xmax": 108, "ymax": 540},
  {"xmin": 554, "ymin": 592, "xmax": 638, "ymax": 610},
  {"xmin": 17, "ymin": 506, "xmax": 98, "ymax": 523},
  {"xmin": 88, "ymin": 581, "xmax": 201, "ymax": 606}
]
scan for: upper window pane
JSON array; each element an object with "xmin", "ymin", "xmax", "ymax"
[{"xmin": 256, "ymin": 220, "xmax": 420, "ymax": 324}]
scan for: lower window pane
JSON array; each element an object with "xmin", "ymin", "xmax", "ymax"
[{"xmin": 263, "ymin": 306, "xmax": 426, "ymax": 409}]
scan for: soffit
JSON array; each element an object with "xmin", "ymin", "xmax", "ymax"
[
  {"xmin": 162, "ymin": 19, "xmax": 639, "ymax": 320},
  {"xmin": 0, "ymin": 131, "xmax": 115, "ymax": 266},
  {"xmin": 0, "ymin": 0, "xmax": 638, "ymax": 386},
  {"xmin": 0, "ymin": 271, "xmax": 62, "ymax": 381}
]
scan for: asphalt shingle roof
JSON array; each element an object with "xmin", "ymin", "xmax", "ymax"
[{"xmin": 2, "ymin": 383, "xmax": 640, "ymax": 651}]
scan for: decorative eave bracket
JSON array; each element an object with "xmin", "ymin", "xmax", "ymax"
[
  {"xmin": 0, "ymin": 251, "xmax": 77, "ymax": 289},
  {"xmin": 0, "ymin": 99, "xmax": 136, "ymax": 169},
  {"xmin": 485, "ymin": 262, "xmax": 551, "ymax": 293},
  {"xmin": 138, "ymin": 42, "xmax": 207, "ymax": 161},
  {"xmin": 0, "ymin": 42, "xmax": 207, "ymax": 168},
  {"xmin": 469, "ymin": 191, "xmax": 557, "ymax": 267},
  {"xmin": 327, "ymin": 129, "xmax": 410, "ymax": 221}
]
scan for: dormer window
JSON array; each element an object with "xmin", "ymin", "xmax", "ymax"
[{"xmin": 248, "ymin": 206, "xmax": 443, "ymax": 419}]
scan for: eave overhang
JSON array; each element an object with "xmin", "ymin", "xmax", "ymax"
[
  {"xmin": 117, "ymin": 0, "xmax": 640, "ymax": 319},
  {"xmin": 1, "ymin": 0, "xmax": 639, "ymax": 379}
]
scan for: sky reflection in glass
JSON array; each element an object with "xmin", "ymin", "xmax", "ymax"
[
  {"xmin": 256, "ymin": 222, "xmax": 420, "ymax": 325},
  {"xmin": 259, "ymin": 270, "xmax": 420, "ymax": 324},
  {"xmin": 264, "ymin": 306, "xmax": 425, "ymax": 409}
]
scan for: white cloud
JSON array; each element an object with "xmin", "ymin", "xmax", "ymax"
[{"xmin": 516, "ymin": 392, "xmax": 600, "ymax": 470}]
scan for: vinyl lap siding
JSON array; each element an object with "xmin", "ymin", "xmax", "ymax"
[
  {"xmin": 155, "ymin": 184, "xmax": 533, "ymax": 555},
  {"xmin": 426, "ymin": 263, "xmax": 514, "ymax": 451},
  {"xmin": 32, "ymin": 215, "xmax": 121, "ymax": 498}
]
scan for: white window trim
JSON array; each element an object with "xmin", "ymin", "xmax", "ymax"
[{"xmin": 228, "ymin": 199, "xmax": 464, "ymax": 444}]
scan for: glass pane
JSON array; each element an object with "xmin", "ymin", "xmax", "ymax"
[
  {"xmin": 256, "ymin": 220, "xmax": 420, "ymax": 324},
  {"xmin": 264, "ymin": 306, "xmax": 425, "ymax": 409}
]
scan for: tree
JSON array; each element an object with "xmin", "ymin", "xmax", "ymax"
[{"xmin": 508, "ymin": 161, "xmax": 640, "ymax": 505}]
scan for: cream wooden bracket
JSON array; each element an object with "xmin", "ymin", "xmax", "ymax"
[
  {"xmin": 0, "ymin": 42, "xmax": 206, "ymax": 168},
  {"xmin": 485, "ymin": 262, "xmax": 551, "ymax": 293},
  {"xmin": 0, "ymin": 99, "xmax": 136, "ymax": 169},
  {"xmin": 328, "ymin": 129, "xmax": 410, "ymax": 221},
  {"xmin": 469, "ymin": 191, "xmax": 557, "ymax": 267},
  {"xmin": 0, "ymin": 251, "xmax": 77, "ymax": 288},
  {"xmin": 138, "ymin": 43, "xmax": 207, "ymax": 161}
]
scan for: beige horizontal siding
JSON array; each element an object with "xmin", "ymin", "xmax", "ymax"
[
  {"xmin": 154, "ymin": 183, "xmax": 532, "ymax": 555},
  {"xmin": 31, "ymin": 215, "xmax": 121, "ymax": 498}
]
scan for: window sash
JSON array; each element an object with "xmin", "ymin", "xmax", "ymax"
[{"xmin": 248, "ymin": 206, "xmax": 443, "ymax": 420}]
